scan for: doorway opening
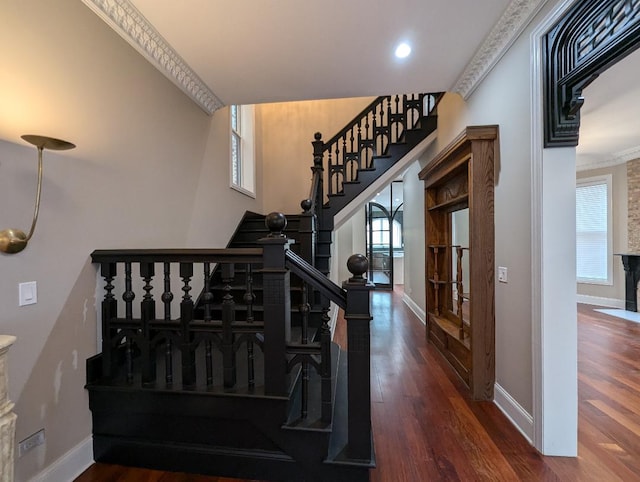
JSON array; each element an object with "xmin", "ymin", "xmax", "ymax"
[{"xmin": 365, "ymin": 180, "xmax": 404, "ymax": 289}]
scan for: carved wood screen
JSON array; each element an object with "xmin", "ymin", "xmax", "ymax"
[
  {"xmin": 544, "ymin": 0, "xmax": 640, "ymax": 147},
  {"xmin": 419, "ymin": 125, "xmax": 497, "ymax": 400}
]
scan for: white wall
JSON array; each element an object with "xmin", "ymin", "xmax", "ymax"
[
  {"xmin": 0, "ymin": 1, "xmax": 260, "ymax": 480},
  {"xmin": 332, "ymin": 208, "xmax": 367, "ymax": 284},
  {"xmin": 402, "ymin": 1, "xmax": 579, "ymax": 452},
  {"xmin": 402, "ymin": 161, "xmax": 426, "ymax": 313}
]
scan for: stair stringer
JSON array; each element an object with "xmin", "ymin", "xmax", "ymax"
[{"xmin": 332, "ymin": 129, "xmax": 437, "ymax": 231}]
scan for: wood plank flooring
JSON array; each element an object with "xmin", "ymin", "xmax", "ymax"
[{"xmin": 75, "ymin": 296, "xmax": 640, "ymax": 481}]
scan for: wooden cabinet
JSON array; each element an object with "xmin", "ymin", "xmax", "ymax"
[{"xmin": 418, "ymin": 125, "xmax": 497, "ymax": 400}]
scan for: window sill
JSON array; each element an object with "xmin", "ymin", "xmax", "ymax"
[{"xmin": 231, "ymin": 184, "xmax": 256, "ymax": 199}]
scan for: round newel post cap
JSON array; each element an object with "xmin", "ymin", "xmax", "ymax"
[
  {"xmin": 314, "ymin": 132, "xmax": 322, "ymax": 141},
  {"xmin": 266, "ymin": 212, "xmax": 287, "ymax": 237},
  {"xmin": 301, "ymin": 199, "xmax": 312, "ymax": 213},
  {"xmin": 347, "ymin": 254, "xmax": 368, "ymax": 282}
]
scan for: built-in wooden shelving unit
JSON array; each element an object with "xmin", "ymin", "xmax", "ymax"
[{"xmin": 418, "ymin": 125, "xmax": 497, "ymax": 400}]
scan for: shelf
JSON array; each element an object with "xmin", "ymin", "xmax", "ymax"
[
  {"xmin": 427, "ymin": 194, "xmax": 468, "ymax": 212},
  {"xmin": 428, "ymin": 279, "xmax": 451, "ymax": 285}
]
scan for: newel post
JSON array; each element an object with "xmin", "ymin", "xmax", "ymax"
[
  {"xmin": 343, "ymin": 254, "xmax": 374, "ymax": 461},
  {"xmin": 259, "ymin": 212, "xmax": 292, "ymax": 396}
]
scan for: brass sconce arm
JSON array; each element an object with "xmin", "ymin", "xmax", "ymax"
[{"xmin": 0, "ymin": 135, "xmax": 75, "ymax": 254}]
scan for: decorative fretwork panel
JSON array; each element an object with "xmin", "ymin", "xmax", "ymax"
[{"xmin": 544, "ymin": 0, "xmax": 640, "ymax": 147}]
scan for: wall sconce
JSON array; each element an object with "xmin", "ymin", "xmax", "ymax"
[{"xmin": 0, "ymin": 135, "xmax": 75, "ymax": 254}]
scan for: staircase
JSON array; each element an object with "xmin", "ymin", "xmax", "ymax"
[
  {"xmin": 85, "ymin": 92, "xmax": 442, "ymax": 481},
  {"xmin": 305, "ymin": 93, "xmax": 442, "ymax": 276}
]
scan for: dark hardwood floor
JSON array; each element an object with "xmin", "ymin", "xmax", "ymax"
[{"xmin": 76, "ymin": 295, "xmax": 640, "ymax": 481}]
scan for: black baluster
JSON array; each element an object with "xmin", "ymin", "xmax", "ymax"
[
  {"xmin": 244, "ymin": 264, "xmax": 256, "ymax": 388},
  {"xmin": 125, "ymin": 335, "xmax": 133, "ymax": 384},
  {"xmin": 123, "ymin": 262, "xmax": 135, "ymax": 384},
  {"xmin": 180, "ymin": 263, "xmax": 196, "ymax": 388},
  {"xmin": 140, "ymin": 262, "xmax": 156, "ymax": 386},
  {"xmin": 100, "ymin": 263, "xmax": 117, "ymax": 379},
  {"xmin": 203, "ymin": 263, "xmax": 214, "ymax": 387},
  {"xmin": 356, "ymin": 120, "xmax": 363, "ymax": 172},
  {"xmin": 300, "ymin": 283, "xmax": 310, "ymax": 419},
  {"xmin": 335, "ymin": 141, "xmax": 340, "ymax": 194},
  {"xmin": 162, "ymin": 263, "xmax": 173, "ymax": 320},
  {"xmin": 222, "ymin": 263, "xmax": 237, "ymax": 388},
  {"xmin": 123, "ymin": 262, "xmax": 135, "ymax": 320},
  {"xmin": 327, "ymin": 149, "xmax": 334, "ymax": 196},
  {"xmin": 161, "ymin": 262, "xmax": 173, "ymax": 385}
]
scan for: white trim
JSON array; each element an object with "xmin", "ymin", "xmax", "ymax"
[
  {"xmin": 494, "ymin": 383, "xmax": 534, "ymax": 443},
  {"xmin": 30, "ymin": 436, "xmax": 93, "ymax": 482},
  {"xmin": 452, "ymin": 0, "xmax": 548, "ymax": 99},
  {"xmin": 80, "ymin": 0, "xmax": 223, "ymax": 115},
  {"xmin": 576, "ymin": 294, "xmax": 625, "ymax": 309},
  {"xmin": 402, "ymin": 293, "xmax": 426, "ymax": 325},
  {"xmin": 530, "ymin": 0, "xmax": 579, "ymax": 456}
]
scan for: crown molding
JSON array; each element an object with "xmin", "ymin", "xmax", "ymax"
[
  {"xmin": 81, "ymin": 0, "xmax": 224, "ymax": 115},
  {"xmin": 577, "ymin": 144, "xmax": 640, "ymax": 172},
  {"xmin": 452, "ymin": 0, "xmax": 548, "ymax": 99}
]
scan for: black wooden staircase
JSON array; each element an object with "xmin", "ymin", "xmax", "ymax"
[
  {"xmin": 85, "ymin": 92, "xmax": 442, "ymax": 481},
  {"xmin": 304, "ymin": 93, "xmax": 443, "ymax": 276}
]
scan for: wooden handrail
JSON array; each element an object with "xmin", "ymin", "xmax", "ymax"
[
  {"xmin": 91, "ymin": 248, "xmax": 263, "ymax": 264},
  {"xmin": 285, "ymin": 250, "xmax": 346, "ymax": 309}
]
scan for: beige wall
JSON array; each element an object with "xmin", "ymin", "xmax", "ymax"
[
  {"xmin": 404, "ymin": 16, "xmax": 538, "ymax": 413},
  {"xmin": 257, "ymin": 97, "xmax": 374, "ymax": 215},
  {"xmin": 577, "ymin": 164, "xmax": 627, "ymax": 303},
  {"xmin": 0, "ymin": 1, "xmax": 260, "ymax": 480}
]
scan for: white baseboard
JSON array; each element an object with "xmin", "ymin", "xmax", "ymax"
[
  {"xmin": 493, "ymin": 383, "xmax": 534, "ymax": 444},
  {"xmin": 31, "ymin": 436, "xmax": 93, "ymax": 482},
  {"xmin": 402, "ymin": 293, "xmax": 426, "ymax": 324},
  {"xmin": 576, "ymin": 294, "xmax": 625, "ymax": 309}
]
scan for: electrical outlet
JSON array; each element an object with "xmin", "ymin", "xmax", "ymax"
[
  {"xmin": 498, "ymin": 267, "xmax": 508, "ymax": 283},
  {"xmin": 18, "ymin": 429, "xmax": 45, "ymax": 457}
]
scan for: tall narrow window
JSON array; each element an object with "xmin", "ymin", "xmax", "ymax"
[
  {"xmin": 576, "ymin": 175, "xmax": 612, "ymax": 284},
  {"xmin": 230, "ymin": 104, "xmax": 255, "ymax": 197}
]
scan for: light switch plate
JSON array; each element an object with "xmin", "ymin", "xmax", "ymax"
[
  {"xmin": 498, "ymin": 267, "xmax": 508, "ymax": 283},
  {"xmin": 19, "ymin": 281, "xmax": 37, "ymax": 306}
]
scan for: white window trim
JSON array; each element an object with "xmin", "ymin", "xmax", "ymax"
[
  {"xmin": 576, "ymin": 174, "xmax": 613, "ymax": 286},
  {"xmin": 230, "ymin": 104, "xmax": 256, "ymax": 198}
]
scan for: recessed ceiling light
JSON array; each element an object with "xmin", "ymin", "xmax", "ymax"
[{"xmin": 395, "ymin": 42, "xmax": 411, "ymax": 59}]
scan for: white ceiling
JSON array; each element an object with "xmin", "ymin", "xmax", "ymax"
[
  {"xmin": 577, "ymin": 46, "xmax": 640, "ymax": 170},
  {"xmin": 127, "ymin": 0, "xmax": 512, "ymax": 105},
  {"xmin": 84, "ymin": 0, "xmax": 640, "ymax": 169}
]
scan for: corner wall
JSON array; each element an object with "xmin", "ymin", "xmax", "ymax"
[{"xmin": 0, "ymin": 1, "xmax": 260, "ymax": 480}]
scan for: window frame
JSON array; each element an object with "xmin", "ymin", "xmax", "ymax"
[
  {"xmin": 576, "ymin": 174, "xmax": 613, "ymax": 285},
  {"xmin": 230, "ymin": 104, "xmax": 256, "ymax": 198}
]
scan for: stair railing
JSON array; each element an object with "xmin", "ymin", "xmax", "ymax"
[
  {"xmin": 319, "ymin": 93, "xmax": 442, "ymax": 200},
  {"xmin": 90, "ymin": 213, "xmax": 373, "ymax": 457}
]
